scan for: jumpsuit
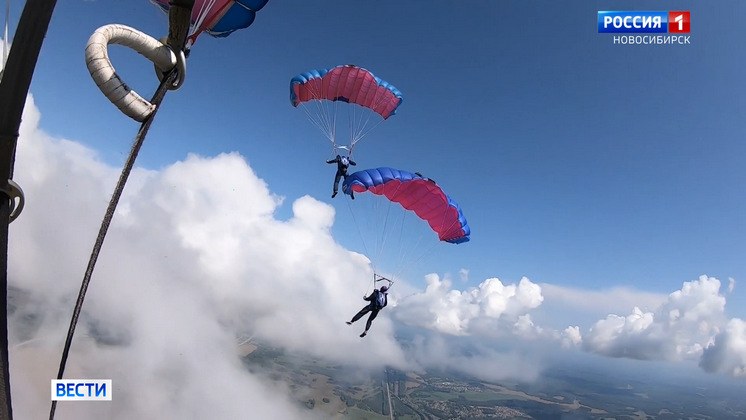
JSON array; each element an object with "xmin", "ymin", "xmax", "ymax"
[
  {"xmin": 349, "ymin": 289, "xmax": 387, "ymax": 333},
  {"xmin": 327, "ymin": 155, "xmax": 356, "ymax": 195}
]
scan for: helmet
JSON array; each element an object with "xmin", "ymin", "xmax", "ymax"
[{"xmin": 380, "ymin": 286, "xmax": 388, "ymax": 292}]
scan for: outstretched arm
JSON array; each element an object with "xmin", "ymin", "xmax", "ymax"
[
  {"xmin": 326, "ymin": 157, "xmax": 338, "ymax": 164},
  {"xmin": 349, "ymin": 159, "xmax": 357, "ymax": 166},
  {"xmin": 363, "ymin": 292, "xmax": 374, "ymax": 301}
]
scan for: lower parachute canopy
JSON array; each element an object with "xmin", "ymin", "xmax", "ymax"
[{"xmin": 342, "ymin": 168, "xmax": 470, "ymax": 244}]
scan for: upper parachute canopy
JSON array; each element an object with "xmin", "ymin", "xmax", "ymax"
[
  {"xmin": 151, "ymin": 0, "xmax": 269, "ymax": 42},
  {"xmin": 290, "ymin": 65, "xmax": 403, "ymax": 120},
  {"xmin": 342, "ymin": 168, "xmax": 470, "ymax": 244}
]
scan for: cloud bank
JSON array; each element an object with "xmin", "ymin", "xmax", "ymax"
[
  {"xmin": 4, "ymin": 78, "xmax": 744, "ymax": 417},
  {"xmin": 7, "ymin": 94, "xmax": 552, "ymax": 418},
  {"xmin": 580, "ymin": 276, "xmax": 745, "ymax": 375}
]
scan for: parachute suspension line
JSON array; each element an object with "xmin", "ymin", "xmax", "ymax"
[
  {"xmin": 387, "ymin": 203, "xmax": 413, "ymax": 282},
  {"xmin": 393, "ymin": 190, "xmax": 462, "ymax": 281},
  {"xmin": 393, "ymin": 215, "xmax": 429, "ymax": 282},
  {"xmin": 380, "ymin": 199, "xmax": 407, "ymax": 280},
  {"xmin": 347, "ymin": 98, "xmax": 356, "ymax": 154},
  {"xmin": 393, "ymin": 210, "xmax": 442, "ymax": 281},
  {"xmin": 406, "ymin": 216, "xmax": 462, "ymax": 277},
  {"xmin": 299, "ymin": 86, "xmax": 327, "ymax": 141},
  {"xmin": 394, "ymin": 208, "xmax": 409, "ymax": 276},
  {"xmin": 373, "ymin": 188, "xmax": 383, "ymax": 275},
  {"xmin": 300, "ymin": 80, "xmax": 333, "ymax": 145},
  {"xmin": 371, "ymin": 189, "xmax": 378, "ymax": 275},
  {"xmin": 393, "ymin": 229, "xmax": 424, "ymax": 275},
  {"xmin": 373, "ymin": 182, "xmax": 406, "ymax": 280},
  {"xmin": 395, "ymin": 203, "xmax": 466, "ymax": 281},
  {"xmin": 344, "ymin": 193, "xmax": 376, "ymax": 296},
  {"xmin": 350, "ymin": 84, "xmax": 374, "ymax": 144},
  {"xmin": 330, "ymin": 70, "xmax": 345, "ymax": 155},
  {"xmin": 325, "ymin": 73, "xmax": 342, "ymax": 152},
  {"xmin": 344, "ymin": 193, "xmax": 371, "ymax": 259},
  {"xmin": 147, "ymin": 0, "xmax": 212, "ymax": 50},
  {"xmin": 351, "ymin": 118, "xmax": 384, "ymax": 149},
  {"xmin": 365, "ymin": 274, "xmax": 374, "ymax": 296},
  {"xmin": 188, "ymin": 0, "xmax": 214, "ymax": 38},
  {"xmin": 300, "ymin": 77, "xmax": 339, "ymax": 151},
  {"xmin": 396, "ymin": 240, "xmax": 441, "ymax": 281},
  {"xmin": 185, "ymin": 0, "xmax": 220, "ymax": 49},
  {"xmin": 392, "ymin": 231, "xmax": 428, "ymax": 281},
  {"xmin": 350, "ymin": 82, "xmax": 391, "ymax": 148},
  {"xmin": 374, "ymin": 195, "xmax": 395, "ymax": 271},
  {"xmin": 301, "ymin": 102, "xmax": 332, "ymax": 143}
]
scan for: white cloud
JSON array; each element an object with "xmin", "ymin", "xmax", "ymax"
[
  {"xmin": 8, "ymin": 93, "xmax": 554, "ymax": 418},
  {"xmin": 728, "ymin": 277, "xmax": 736, "ymax": 294},
  {"xmin": 404, "ymin": 334, "xmax": 542, "ymax": 383},
  {"xmin": 560, "ymin": 326, "xmax": 582, "ymax": 349},
  {"xmin": 699, "ymin": 318, "xmax": 746, "ymax": 377},
  {"xmin": 6, "ymin": 82, "xmax": 745, "ymax": 420},
  {"xmin": 9, "ymin": 94, "xmax": 410, "ymax": 419},
  {"xmin": 581, "ymin": 275, "xmax": 729, "ymax": 363},
  {"xmin": 392, "ymin": 273, "xmax": 545, "ymax": 337},
  {"xmin": 459, "ymin": 268, "xmax": 469, "ymax": 282},
  {"xmin": 539, "ymin": 282, "xmax": 668, "ymax": 316}
]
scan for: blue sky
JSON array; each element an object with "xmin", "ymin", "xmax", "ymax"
[{"xmin": 10, "ymin": 0, "xmax": 745, "ymax": 316}]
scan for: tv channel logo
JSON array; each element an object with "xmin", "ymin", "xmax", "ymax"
[
  {"xmin": 51, "ymin": 379, "xmax": 112, "ymax": 401},
  {"xmin": 598, "ymin": 11, "xmax": 690, "ymax": 33}
]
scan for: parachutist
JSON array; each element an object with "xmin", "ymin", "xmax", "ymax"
[
  {"xmin": 327, "ymin": 154, "xmax": 356, "ymax": 198},
  {"xmin": 346, "ymin": 284, "xmax": 390, "ymax": 337}
]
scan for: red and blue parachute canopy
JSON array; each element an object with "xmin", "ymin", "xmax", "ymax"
[
  {"xmin": 290, "ymin": 65, "xmax": 403, "ymax": 120},
  {"xmin": 342, "ymin": 168, "xmax": 470, "ymax": 244},
  {"xmin": 151, "ymin": 0, "xmax": 269, "ymax": 45}
]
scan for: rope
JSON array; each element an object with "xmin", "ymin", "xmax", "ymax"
[{"xmin": 48, "ymin": 67, "xmax": 179, "ymax": 420}]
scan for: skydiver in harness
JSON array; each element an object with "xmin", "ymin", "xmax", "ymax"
[
  {"xmin": 346, "ymin": 277, "xmax": 393, "ymax": 338},
  {"xmin": 328, "ymin": 154, "xmax": 357, "ymax": 199}
]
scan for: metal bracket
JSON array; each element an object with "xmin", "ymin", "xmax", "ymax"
[
  {"xmin": 154, "ymin": 36, "xmax": 187, "ymax": 91},
  {"xmin": 0, "ymin": 179, "xmax": 25, "ymax": 223},
  {"xmin": 374, "ymin": 273, "xmax": 393, "ymax": 284}
]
